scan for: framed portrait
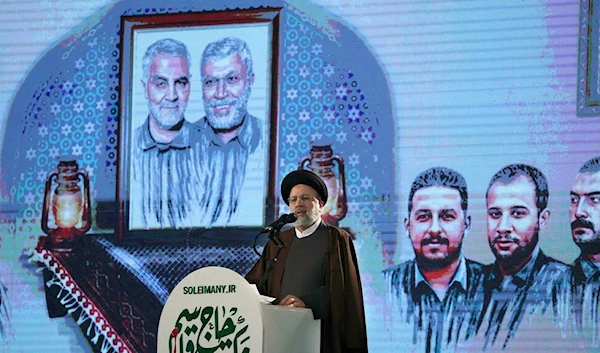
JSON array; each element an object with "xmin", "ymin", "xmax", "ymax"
[
  {"xmin": 577, "ymin": 0, "xmax": 600, "ymax": 116},
  {"xmin": 117, "ymin": 8, "xmax": 281, "ymax": 239}
]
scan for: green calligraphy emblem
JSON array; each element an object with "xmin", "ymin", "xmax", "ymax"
[{"xmin": 168, "ymin": 305, "xmax": 252, "ymax": 353}]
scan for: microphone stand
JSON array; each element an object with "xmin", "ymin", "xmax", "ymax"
[{"xmin": 258, "ymin": 226, "xmax": 287, "ymax": 294}]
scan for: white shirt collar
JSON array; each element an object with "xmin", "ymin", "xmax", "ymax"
[{"xmin": 295, "ymin": 217, "xmax": 322, "ymax": 239}]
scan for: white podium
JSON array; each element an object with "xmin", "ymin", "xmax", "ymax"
[
  {"xmin": 157, "ymin": 266, "xmax": 320, "ymax": 353},
  {"xmin": 261, "ymin": 303, "xmax": 320, "ymax": 353}
]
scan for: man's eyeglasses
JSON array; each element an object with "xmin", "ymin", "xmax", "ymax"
[{"xmin": 288, "ymin": 194, "xmax": 318, "ymax": 204}]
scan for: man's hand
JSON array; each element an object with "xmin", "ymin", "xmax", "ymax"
[{"xmin": 278, "ymin": 295, "xmax": 306, "ymax": 308}]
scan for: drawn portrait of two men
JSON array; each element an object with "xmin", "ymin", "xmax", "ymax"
[{"xmin": 126, "ymin": 25, "xmax": 272, "ymax": 231}]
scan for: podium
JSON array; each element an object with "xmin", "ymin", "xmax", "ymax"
[{"xmin": 157, "ymin": 266, "xmax": 321, "ymax": 353}]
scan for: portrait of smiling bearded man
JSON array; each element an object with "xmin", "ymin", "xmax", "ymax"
[
  {"xmin": 383, "ymin": 166, "xmax": 484, "ymax": 353},
  {"xmin": 194, "ymin": 36, "xmax": 263, "ymax": 225}
]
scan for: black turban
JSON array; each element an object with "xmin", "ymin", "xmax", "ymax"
[{"xmin": 281, "ymin": 170, "xmax": 328, "ymax": 206}]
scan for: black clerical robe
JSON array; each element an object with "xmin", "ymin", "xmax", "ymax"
[{"xmin": 245, "ymin": 223, "xmax": 368, "ymax": 353}]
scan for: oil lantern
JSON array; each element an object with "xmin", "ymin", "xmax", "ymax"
[
  {"xmin": 41, "ymin": 160, "xmax": 91, "ymax": 251},
  {"xmin": 299, "ymin": 144, "xmax": 347, "ymax": 226}
]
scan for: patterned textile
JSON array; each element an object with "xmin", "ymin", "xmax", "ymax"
[
  {"xmin": 0, "ymin": 280, "xmax": 11, "ymax": 341},
  {"xmin": 98, "ymin": 237, "xmax": 261, "ymax": 303}
]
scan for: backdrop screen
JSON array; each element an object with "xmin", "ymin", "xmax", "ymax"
[{"xmin": 0, "ymin": 0, "xmax": 598, "ymax": 352}]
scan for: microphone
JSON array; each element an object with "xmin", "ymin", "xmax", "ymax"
[{"xmin": 261, "ymin": 213, "xmax": 297, "ymax": 234}]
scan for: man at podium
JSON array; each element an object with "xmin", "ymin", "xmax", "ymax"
[{"xmin": 246, "ymin": 170, "xmax": 368, "ymax": 353}]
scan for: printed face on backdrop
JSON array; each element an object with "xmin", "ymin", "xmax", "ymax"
[
  {"xmin": 570, "ymin": 171, "xmax": 600, "ymax": 249},
  {"xmin": 289, "ymin": 184, "xmax": 324, "ymax": 231},
  {"xmin": 202, "ymin": 52, "xmax": 254, "ymax": 130},
  {"xmin": 143, "ymin": 53, "xmax": 191, "ymax": 130},
  {"xmin": 405, "ymin": 186, "xmax": 468, "ymax": 270},
  {"xmin": 487, "ymin": 175, "xmax": 549, "ymax": 266}
]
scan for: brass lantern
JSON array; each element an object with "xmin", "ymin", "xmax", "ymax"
[
  {"xmin": 41, "ymin": 160, "xmax": 91, "ymax": 251},
  {"xmin": 299, "ymin": 144, "xmax": 348, "ymax": 226}
]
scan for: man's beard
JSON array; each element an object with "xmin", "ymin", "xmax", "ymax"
[
  {"xmin": 294, "ymin": 208, "xmax": 320, "ymax": 229},
  {"xmin": 148, "ymin": 100, "xmax": 186, "ymax": 130},
  {"xmin": 414, "ymin": 234, "xmax": 462, "ymax": 271},
  {"xmin": 204, "ymin": 85, "xmax": 251, "ymax": 130},
  {"xmin": 491, "ymin": 227, "xmax": 539, "ymax": 268},
  {"xmin": 571, "ymin": 218, "xmax": 600, "ymax": 255}
]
